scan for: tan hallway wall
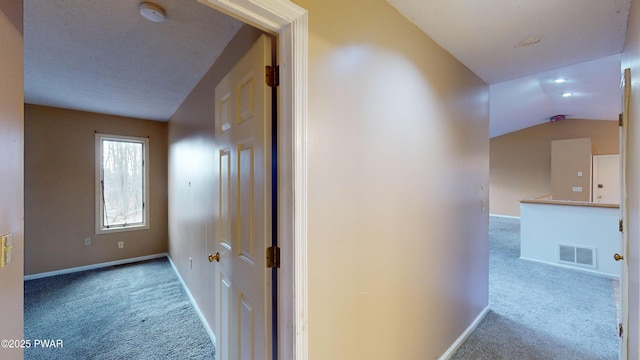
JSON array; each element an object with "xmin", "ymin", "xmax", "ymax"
[
  {"xmin": 0, "ymin": 1, "xmax": 24, "ymax": 359},
  {"xmin": 24, "ymin": 105, "xmax": 168, "ymax": 275},
  {"xmin": 167, "ymin": 25, "xmax": 264, "ymax": 333},
  {"xmin": 622, "ymin": 0, "xmax": 640, "ymax": 357},
  {"xmin": 490, "ymin": 119, "xmax": 618, "ymax": 217},
  {"xmin": 293, "ymin": 0, "xmax": 490, "ymax": 358}
]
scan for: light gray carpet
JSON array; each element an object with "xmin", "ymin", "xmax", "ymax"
[
  {"xmin": 24, "ymin": 257, "xmax": 215, "ymax": 360},
  {"xmin": 451, "ymin": 216, "xmax": 619, "ymax": 360}
]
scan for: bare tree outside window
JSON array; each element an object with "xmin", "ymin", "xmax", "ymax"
[{"xmin": 96, "ymin": 134, "xmax": 149, "ymax": 232}]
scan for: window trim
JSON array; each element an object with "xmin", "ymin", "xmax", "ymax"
[{"xmin": 95, "ymin": 133, "xmax": 150, "ymax": 234}]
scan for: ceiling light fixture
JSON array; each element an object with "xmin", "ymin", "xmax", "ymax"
[
  {"xmin": 553, "ymin": 78, "xmax": 567, "ymax": 83},
  {"xmin": 562, "ymin": 92, "xmax": 573, "ymax": 97},
  {"xmin": 138, "ymin": 2, "xmax": 166, "ymax": 23},
  {"xmin": 550, "ymin": 114, "xmax": 566, "ymax": 122}
]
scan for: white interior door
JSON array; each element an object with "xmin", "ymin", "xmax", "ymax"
[
  {"xmin": 593, "ymin": 154, "xmax": 620, "ymax": 204},
  {"xmin": 618, "ymin": 68, "xmax": 630, "ymax": 360},
  {"xmin": 211, "ymin": 34, "xmax": 273, "ymax": 360}
]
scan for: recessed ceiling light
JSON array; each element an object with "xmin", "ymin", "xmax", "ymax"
[
  {"xmin": 139, "ymin": 2, "xmax": 166, "ymax": 23},
  {"xmin": 553, "ymin": 78, "xmax": 567, "ymax": 83},
  {"xmin": 562, "ymin": 92, "xmax": 572, "ymax": 97}
]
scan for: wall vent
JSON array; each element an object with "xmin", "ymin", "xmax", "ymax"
[{"xmin": 558, "ymin": 244, "xmax": 596, "ymax": 268}]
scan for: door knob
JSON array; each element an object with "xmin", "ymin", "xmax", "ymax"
[
  {"xmin": 614, "ymin": 253, "xmax": 624, "ymax": 261},
  {"xmin": 208, "ymin": 252, "xmax": 220, "ymax": 262}
]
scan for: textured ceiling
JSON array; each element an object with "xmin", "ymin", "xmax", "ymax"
[
  {"xmin": 388, "ymin": 0, "xmax": 631, "ymax": 137},
  {"xmin": 388, "ymin": 0, "xmax": 630, "ymax": 84},
  {"xmin": 24, "ymin": 0, "xmax": 244, "ymax": 121},
  {"xmin": 25, "ymin": 1, "xmax": 632, "ymax": 135}
]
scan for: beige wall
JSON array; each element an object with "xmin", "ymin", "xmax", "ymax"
[
  {"xmin": 24, "ymin": 105, "xmax": 168, "ymax": 275},
  {"xmin": 622, "ymin": 0, "xmax": 640, "ymax": 357},
  {"xmin": 295, "ymin": 0, "xmax": 489, "ymax": 358},
  {"xmin": 490, "ymin": 119, "xmax": 618, "ymax": 216},
  {"xmin": 167, "ymin": 25, "xmax": 264, "ymax": 331},
  {"xmin": 0, "ymin": 0, "xmax": 24, "ymax": 358},
  {"xmin": 169, "ymin": 1, "xmax": 489, "ymax": 358},
  {"xmin": 550, "ymin": 138, "xmax": 592, "ymax": 201}
]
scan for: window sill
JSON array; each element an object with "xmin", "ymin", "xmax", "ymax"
[{"xmin": 96, "ymin": 224, "xmax": 149, "ymax": 235}]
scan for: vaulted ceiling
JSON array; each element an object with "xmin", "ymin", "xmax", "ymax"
[
  {"xmin": 25, "ymin": 0, "xmax": 631, "ymax": 137},
  {"xmin": 389, "ymin": 0, "xmax": 630, "ymax": 137}
]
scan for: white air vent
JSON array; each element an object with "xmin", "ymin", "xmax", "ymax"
[
  {"xmin": 559, "ymin": 245, "xmax": 575, "ymax": 263},
  {"xmin": 558, "ymin": 244, "xmax": 596, "ymax": 268}
]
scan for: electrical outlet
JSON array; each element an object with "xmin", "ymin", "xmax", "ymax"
[
  {"xmin": 84, "ymin": 237, "xmax": 92, "ymax": 246},
  {"xmin": 118, "ymin": 241, "xmax": 124, "ymax": 249}
]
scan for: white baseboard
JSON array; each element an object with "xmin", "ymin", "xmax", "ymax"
[
  {"xmin": 439, "ymin": 305, "xmax": 490, "ymax": 360},
  {"xmin": 23, "ymin": 253, "xmax": 168, "ymax": 281},
  {"xmin": 519, "ymin": 257, "xmax": 620, "ymax": 280},
  {"xmin": 167, "ymin": 255, "xmax": 217, "ymax": 348},
  {"xmin": 489, "ymin": 214, "xmax": 521, "ymax": 219}
]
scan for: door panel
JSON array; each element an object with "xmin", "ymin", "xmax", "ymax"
[
  {"xmin": 211, "ymin": 34, "xmax": 272, "ymax": 360},
  {"xmin": 238, "ymin": 73, "xmax": 256, "ymax": 123},
  {"xmin": 238, "ymin": 142, "xmax": 255, "ymax": 262},
  {"xmin": 220, "ymin": 149, "xmax": 232, "ymax": 249},
  {"xmin": 239, "ymin": 296, "xmax": 256, "ymax": 360},
  {"xmin": 218, "ymin": 93, "xmax": 232, "ymax": 133},
  {"xmin": 219, "ymin": 275, "xmax": 231, "ymax": 360}
]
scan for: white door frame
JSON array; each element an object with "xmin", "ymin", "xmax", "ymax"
[{"xmin": 196, "ymin": 1, "xmax": 308, "ymax": 359}]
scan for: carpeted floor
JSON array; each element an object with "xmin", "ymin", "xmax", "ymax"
[
  {"xmin": 451, "ymin": 216, "xmax": 619, "ymax": 360},
  {"xmin": 24, "ymin": 257, "xmax": 215, "ymax": 360}
]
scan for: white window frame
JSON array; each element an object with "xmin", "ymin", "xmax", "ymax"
[{"xmin": 95, "ymin": 133, "xmax": 150, "ymax": 234}]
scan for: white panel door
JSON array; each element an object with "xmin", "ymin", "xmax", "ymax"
[
  {"xmin": 211, "ymin": 34, "xmax": 272, "ymax": 360},
  {"xmin": 618, "ymin": 68, "xmax": 630, "ymax": 359},
  {"xmin": 593, "ymin": 154, "xmax": 620, "ymax": 204}
]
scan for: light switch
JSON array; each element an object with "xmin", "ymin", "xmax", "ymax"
[
  {"xmin": 578, "ymin": 171, "xmax": 583, "ymax": 177},
  {"xmin": 572, "ymin": 186, "xmax": 583, "ymax": 192}
]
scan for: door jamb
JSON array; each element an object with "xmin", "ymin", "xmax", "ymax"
[{"xmin": 195, "ymin": 1, "xmax": 308, "ymax": 359}]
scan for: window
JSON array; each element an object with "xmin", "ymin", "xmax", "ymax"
[{"xmin": 96, "ymin": 134, "xmax": 149, "ymax": 233}]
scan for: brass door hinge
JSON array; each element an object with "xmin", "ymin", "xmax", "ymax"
[
  {"xmin": 266, "ymin": 246, "xmax": 280, "ymax": 268},
  {"xmin": 619, "ymin": 323, "xmax": 624, "ymax": 337},
  {"xmin": 619, "ymin": 113, "xmax": 623, "ymax": 127},
  {"xmin": 266, "ymin": 65, "xmax": 279, "ymax": 88},
  {"xmin": 620, "ymin": 219, "xmax": 624, "ymax": 233}
]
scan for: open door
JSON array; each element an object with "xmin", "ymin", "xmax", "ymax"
[
  {"xmin": 618, "ymin": 67, "xmax": 630, "ymax": 359},
  {"xmin": 210, "ymin": 34, "xmax": 273, "ymax": 360}
]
